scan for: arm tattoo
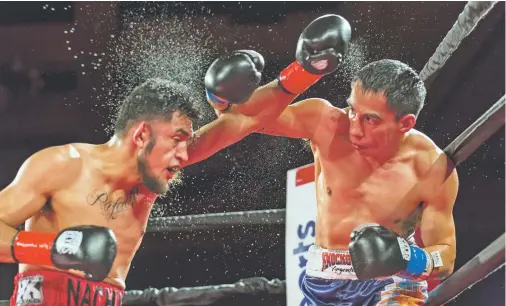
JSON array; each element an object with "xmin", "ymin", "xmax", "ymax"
[
  {"xmin": 401, "ymin": 202, "xmax": 424, "ymax": 238},
  {"xmin": 87, "ymin": 184, "xmax": 141, "ymax": 220}
]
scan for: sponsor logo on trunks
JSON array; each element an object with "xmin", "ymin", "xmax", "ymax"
[
  {"xmin": 67, "ymin": 279, "xmax": 121, "ymax": 306},
  {"xmin": 330, "ymin": 265, "xmax": 355, "ymax": 275},
  {"xmin": 321, "ymin": 252, "xmax": 352, "ymax": 271},
  {"xmin": 56, "ymin": 231, "xmax": 83, "ymax": 255},
  {"xmin": 16, "ymin": 275, "xmax": 44, "ymax": 305}
]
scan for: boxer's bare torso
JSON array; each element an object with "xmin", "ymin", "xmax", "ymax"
[
  {"xmin": 311, "ymin": 109, "xmax": 446, "ymax": 249},
  {"xmin": 258, "ymin": 98, "xmax": 452, "ymax": 251},
  {"xmin": 20, "ymin": 144, "xmax": 157, "ymax": 290}
]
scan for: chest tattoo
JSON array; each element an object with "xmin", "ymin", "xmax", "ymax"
[{"xmin": 87, "ymin": 184, "xmax": 141, "ymax": 219}]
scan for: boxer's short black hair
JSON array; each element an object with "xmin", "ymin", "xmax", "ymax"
[
  {"xmin": 352, "ymin": 59, "xmax": 426, "ymax": 120},
  {"xmin": 114, "ymin": 78, "xmax": 200, "ymax": 137}
]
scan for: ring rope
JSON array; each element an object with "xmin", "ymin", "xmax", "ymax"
[
  {"xmin": 147, "ymin": 209, "xmax": 285, "ymax": 232},
  {"xmin": 424, "ymin": 233, "xmax": 505, "ymax": 305},
  {"xmin": 444, "ymin": 95, "xmax": 505, "ymax": 165},
  {"xmin": 123, "ymin": 277, "xmax": 285, "ymax": 306},
  {"xmin": 419, "ymin": 1, "xmax": 498, "ymax": 88}
]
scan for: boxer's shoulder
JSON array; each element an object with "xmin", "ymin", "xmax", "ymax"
[
  {"xmin": 407, "ymin": 129, "xmax": 439, "ymax": 149},
  {"xmin": 44, "ymin": 144, "xmax": 86, "ymax": 168},
  {"xmin": 407, "ymin": 130, "xmax": 455, "ymax": 184},
  {"xmin": 293, "ymin": 97, "xmax": 334, "ymax": 112},
  {"xmin": 407, "ymin": 129, "xmax": 442, "ymax": 158},
  {"xmin": 19, "ymin": 144, "xmax": 85, "ymax": 189},
  {"xmin": 306, "ymin": 99, "xmax": 348, "ymax": 137},
  {"xmin": 299, "ymin": 101, "xmax": 347, "ymax": 154}
]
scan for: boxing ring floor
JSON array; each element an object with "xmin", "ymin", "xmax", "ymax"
[{"xmin": 1, "ymin": 1, "xmax": 505, "ymax": 305}]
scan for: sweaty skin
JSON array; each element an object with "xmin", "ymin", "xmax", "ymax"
[
  {"xmin": 0, "ymin": 144, "xmax": 157, "ymax": 289},
  {"xmin": 0, "ymin": 80, "xmax": 297, "ymax": 290},
  {"xmin": 257, "ymin": 83, "xmax": 459, "ymax": 280}
]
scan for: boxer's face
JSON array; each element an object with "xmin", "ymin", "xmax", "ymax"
[
  {"xmin": 136, "ymin": 112, "xmax": 193, "ymax": 194},
  {"xmin": 347, "ymin": 82, "xmax": 415, "ymax": 157}
]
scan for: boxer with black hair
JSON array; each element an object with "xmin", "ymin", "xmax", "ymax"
[
  {"xmin": 1, "ymin": 14, "xmax": 351, "ymax": 306},
  {"xmin": 256, "ymin": 59, "xmax": 458, "ymax": 305}
]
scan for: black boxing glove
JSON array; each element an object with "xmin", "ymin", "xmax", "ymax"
[
  {"xmin": 278, "ymin": 14, "xmax": 352, "ymax": 95},
  {"xmin": 205, "ymin": 50, "xmax": 265, "ymax": 110},
  {"xmin": 349, "ymin": 224, "xmax": 434, "ymax": 282},
  {"xmin": 12, "ymin": 225, "xmax": 117, "ymax": 282}
]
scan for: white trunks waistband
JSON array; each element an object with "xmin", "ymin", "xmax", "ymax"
[
  {"xmin": 305, "ymin": 245, "xmax": 357, "ymax": 280},
  {"xmin": 305, "ymin": 245, "xmax": 428, "ymax": 284}
]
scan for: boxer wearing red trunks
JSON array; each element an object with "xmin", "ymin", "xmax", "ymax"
[
  {"xmin": 0, "ymin": 14, "xmax": 351, "ymax": 305},
  {"xmin": 11, "ymin": 270, "xmax": 123, "ymax": 306}
]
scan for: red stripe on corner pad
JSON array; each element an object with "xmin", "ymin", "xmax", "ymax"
[{"xmin": 295, "ymin": 164, "xmax": 315, "ymax": 186}]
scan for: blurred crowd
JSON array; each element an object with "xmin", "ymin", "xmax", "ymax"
[{"xmin": 0, "ymin": 57, "xmax": 44, "ymax": 112}]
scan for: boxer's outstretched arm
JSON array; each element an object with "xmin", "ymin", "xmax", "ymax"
[
  {"xmin": 185, "ymin": 81, "xmax": 301, "ymax": 166},
  {"xmin": 419, "ymin": 167, "xmax": 459, "ymax": 279},
  {"xmin": 184, "ymin": 84, "xmax": 295, "ymax": 166},
  {"xmin": 184, "ymin": 112, "xmax": 258, "ymax": 166},
  {"xmin": 256, "ymin": 98, "xmax": 347, "ymax": 142},
  {"xmin": 184, "ymin": 97, "xmax": 342, "ymax": 166},
  {"xmin": 0, "ymin": 146, "xmax": 78, "ymax": 262},
  {"xmin": 220, "ymin": 80, "xmax": 297, "ymax": 120},
  {"xmin": 186, "ymin": 15, "xmax": 352, "ymax": 166}
]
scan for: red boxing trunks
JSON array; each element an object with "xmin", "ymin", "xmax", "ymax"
[{"xmin": 10, "ymin": 270, "xmax": 123, "ymax": 306}]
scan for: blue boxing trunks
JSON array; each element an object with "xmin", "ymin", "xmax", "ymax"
[{"xmin": 300, "ymin": 245, "xmax": 428, "ymax": 305}]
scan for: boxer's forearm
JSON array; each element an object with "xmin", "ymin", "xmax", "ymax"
[
  {"xmin": 185, "ymin": 113, "xmax": 258, "ymax": 166},
  {"xmin": 424, "ymin": 244, "xmax": 456, "ymax": 279},
  {"xmin": 0, "ymin": 220, "xmax": 19, "ymax": 263},
  {"xmin": 228, "ymin": 80, "xmax": 297, "ymax": 120}
]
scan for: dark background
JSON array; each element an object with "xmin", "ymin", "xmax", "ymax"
[{"xmin": 0, "ymin": 2, "xmax": 504, "ymax": 305}]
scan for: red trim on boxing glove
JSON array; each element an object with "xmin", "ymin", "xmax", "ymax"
[
  {"xmin": 12, "ymin": 231, "xmax": 56, "ymax": 266},
  {"xmin": 278, "ymin": 61, "xmax": 322, "ymax": 95}
]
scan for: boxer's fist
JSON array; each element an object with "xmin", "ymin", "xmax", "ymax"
[
  {"xmin": 349, "ymin": 224, "xmax": 432, "ymax": 281},
  {"xmin": 296, "ymin": 14, "xmax": 351, "ymax": 75},
  {"xmin": 51, "ymin": 226, "xmax": 117, "ymax": 282},
  {"xmin": 205, "ymin": 50, "xmax": 264, "ymax": 108},
  {"xmin": 278, "ymin": 15, "xmax": 352, "ymax": 95}
]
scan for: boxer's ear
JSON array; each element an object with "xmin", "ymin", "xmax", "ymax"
[
  {"xmin": 132, "ymin": 122, "xmax": 150, "ymax": 148},
  {"xmin": 398, "ymin": 114, "xmax": 416, "ymax": 133}
]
